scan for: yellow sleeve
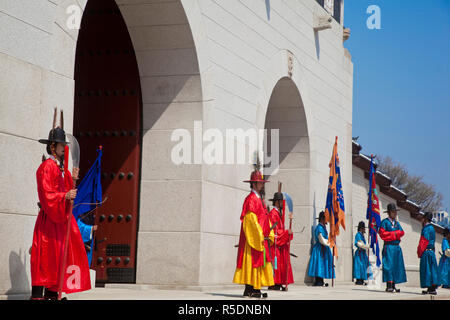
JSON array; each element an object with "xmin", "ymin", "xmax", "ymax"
[
  {"xmin": 268, "ymin": 221, "xmax": 275, "ymax": 244},
  {"xmin": 243, "ymin": 212, "xmax": 264, "ymax": 251}
]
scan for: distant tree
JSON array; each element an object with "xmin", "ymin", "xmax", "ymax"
[{"xmin": 376, "ymin": 155, "xmax": 443, "ymax": 213}]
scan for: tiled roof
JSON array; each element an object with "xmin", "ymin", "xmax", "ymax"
[{"xmin": 352, "ymin": 140, "xmax": 445, "ymax": 234}]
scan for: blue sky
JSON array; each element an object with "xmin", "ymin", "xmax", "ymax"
[{"xmin": 343, "ymin": 0, "xmax": 450, "ymax": 211}]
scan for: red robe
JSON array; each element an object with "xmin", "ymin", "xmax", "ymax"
[
  {"xmin": 269, "ymin": 207, "xmax": 294, "ymax": 285},
  {"xmin": 30, "ymin": 159, "xmax": 91, "ymax": 293},
  {"xmin": 236, "ymin": 191, "xmax": 272, "ymax": 269}
]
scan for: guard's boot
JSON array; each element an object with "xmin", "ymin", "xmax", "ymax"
[
  {"xmin": 44, "ymin": 289, "xmax": 58, "ymax": 300},
  {"xmin": 44, "ymin": 289, "xmax": 66, "ymax": 300},
  {"xmin": 243, "ymin": 285, "xmax": 253, "ymax": 297},
  {"xmin": 268, "ymin": 285, "xmax": 282, "ymax": 291},
  {"xmin": 313, "ymin": 277, "xmax": 324, "ymax": 287},
  {"xmin": 30, "ymin": 286, "xmax": 44, "ymax": 300},
  {"xmin": 250, "ymin": 289, "xmax": 268, "ymax": 299},
  {"xmin": 393, "ymin": 283, "xmax": 400, "ymax": 293},
  {"xmin": 386, "ymin": 282, "xmax": 394, "ymax": 293},
  {"xmin": 428, "ymin": 285, "xmax": 437, "ymax": 295}
]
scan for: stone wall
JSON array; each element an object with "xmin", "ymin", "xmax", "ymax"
[{"xmin": 0, "ymin": 0, "xmax": 354, "ymax": 294}]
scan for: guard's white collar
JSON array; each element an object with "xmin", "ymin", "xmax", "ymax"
[
  {"xmin": 49, "ymin": 155, "xmax": 62, "ymax": 165},
  {"xmin": 49, "ymin": 155, "xmax": 64, "ymax": 177},
  {"xmin": 252, "ymin": 189, "xmax": 261, "ymax": 199}
]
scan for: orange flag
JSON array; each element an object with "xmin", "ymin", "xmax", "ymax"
[{"xmin": 324, "ymin": 137, "xmax": 346, "ymax": 257}]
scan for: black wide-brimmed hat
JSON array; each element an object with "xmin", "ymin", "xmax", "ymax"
[
  {"xmin": 38, "ymin": 108, "xmax": 68, "ymax": 145},
  {"xmin": 38, "ymin": 127, "xmax": 68, "ymax": 145},
  {"xmin": 357, "ymin": 221, "xmax": 366, "ymax": 230},
  {"xmin": 423, "ymin": 212, "xmax": 433, "ymax": 222},
  {"xmin": 384, "ymin": 203, "xmax": 398, "ymax": 213},
  {"xmin": 315, "ymin": 211, "xmax": 326, "ymax": 220},
  {"xmin": 269, "ymin": 192, "xmax": 283, "ymax": 203}
]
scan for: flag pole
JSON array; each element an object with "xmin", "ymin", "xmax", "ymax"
[
  {"xmin": 367, "ymin": 155, "xmax": 374, "ymax": 281},
  {"xmin": 57, "ymin": 145, "xmax": 73, "ymax": 300},
  {"xmin": 285, "ymin": 199, "xmax": 292, "ymax": 291},
  {"xmin": 332, "ymin": 244, "xmax": 335, "ymax": 288}
]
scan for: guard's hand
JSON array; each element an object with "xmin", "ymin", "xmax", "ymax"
[
  {"xmin": 93, "ymin": 225, "xmax": 98, "ymax": 231},
  {"xmin": 72, "ymin": 167, "xmax": 80, "ymax": 180},
  {"xmin": 289, "ymin": 230, "xmax": 293, "ymax": 235},
  {"xmin": 65, "ymin": 189, "xmax": 77, "ymax": 200}
]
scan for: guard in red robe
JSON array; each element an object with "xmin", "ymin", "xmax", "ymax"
[
  {"xmin": 30, "ymin": 123, "xmax": 91, "ymax": 300},
  {"xmin": 268, "ymin": 192, "xmax": 293, "ymax": 291}
]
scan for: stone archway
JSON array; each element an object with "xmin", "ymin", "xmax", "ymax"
[
  {"xmin": 70, "ymin": 0, "xmax": 205, "ymax": 285},
  {"xmin": 263, "ymin": 76, "xmax": 313, "ymax": 283},
  {"xmin": 73, "ymin": 0, "xmax": 143, "ymax": 284}
]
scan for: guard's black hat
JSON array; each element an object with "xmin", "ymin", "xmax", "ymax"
[
  {"xmin": 357, "ymin": 221, "xmax": 366, "ymax": 230},
  {"xmin": 423, "ymin": 212, "xmax": 433, "ymax": 222},
  {"xmin": 38, "ymin": 127, "xmax": 68, "ymax": 145},
  {"xmin": 38, "ymin": 108, "xmax": 68, "ymax": 145},
  {"xmin": 384, "ymin": 203, "xmax": 398, "ymax": 213},
  {"xmin": 269, "ymin": 192, "xmax": 283, "ymax": 203},
  {"xmin": 315, "ymin": 211, "xmax": 326, "ymax": 220}
]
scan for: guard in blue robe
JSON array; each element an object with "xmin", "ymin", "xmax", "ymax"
[
  {"xmin": 76, "ymin": 217, "xmax": 95, "ymax": 268},
  {"xmin": 417, "ymin": 212, "xmax": 439, "ymax": 295},
  {"xmin": 354, "ymin": 221, "xmax": 369, "ymax": 285},
  {"xmin": 378, "ymin": 203, "xmax": 407, "ymax": 292},
  {"xmin": 438, "ymin": 228, "xmax": 449, "ymax": 288},
  {"xmin": 308, "ymin": 211, "xmax": 334, "ymax": 286}
]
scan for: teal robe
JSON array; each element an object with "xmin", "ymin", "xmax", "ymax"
[
  {"xmin": 418, "ymin": 223, "xmax": 438, "ymax": 288},
  {"xmin": 438, "ymin": 238, "xmax": 449, "ymax": 287},
  {"xmin": 353, "ymin": 232, "xmax": 369, "ymax": 280},
  {"xmin": 308, "ymin": 223, "xmax": 334, "ymax": 279},
  {"xmin": 379, "ymin": 218, "xmax": 407, "ymax": 284},
  {"xmin": 77, "ymin": 219, "xmax": 94, "ymax": 268}
]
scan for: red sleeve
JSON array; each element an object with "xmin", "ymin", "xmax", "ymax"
[
  {"xmin": 395, "ymin": 230, "xmax": 405, "ymax": 240},
  {"xmin": 378, "ymin": 227, "xmax": 398, "ymax": 242},
  {"xmin": 277, "ymin": 229, "xmax": 290, "ymax": 246},
  {"xmin": 417, "ymin": 236, "xmax": 429, "ymax": 258},
  {"xmin": 38, "ymin": 162, "xmax": 69, "ymax": 224}
]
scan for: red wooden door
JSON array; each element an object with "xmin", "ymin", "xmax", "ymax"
[{"xmin": 73, "ymin": 0, "xmax": 141, "ymax": 283}]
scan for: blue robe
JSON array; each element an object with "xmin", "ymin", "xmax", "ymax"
[
  {"xmin": 308, "ymin": 223, "xmax": 334, "ymax": 279},
  {"xmin": 353, "ymin": 232, "xmax": 369, "ymax": 280},
  {"xmin": 380, "ymin": 218, "xmax": 407, "ymax": 284},
  {"xmin": 77, "ymin": 218, "xmax": 94, "ymax": 268},
  {"xmin": 419, "ymin": 224, "xmax": 438, "ymax": 288},
  {"xmin": 438, "ymin": 238, "xmax": 449, "ymax": 287}
]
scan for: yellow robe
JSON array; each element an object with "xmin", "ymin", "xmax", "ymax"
[{"xmin": 233, "ymin": 212, "xmax": 275, "ymax": 289}]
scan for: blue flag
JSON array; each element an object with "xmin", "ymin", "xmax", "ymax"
[
  {"xmin": 73, "ymin": 147, "xmax": 103, "ymax": 219},
  {"xmin": 366, "ymin": 156, "xmax": 381, "ymax": 267},
  {"xmin": 73, "ymin": 147, "xmax": 103, "ymax": 267}
]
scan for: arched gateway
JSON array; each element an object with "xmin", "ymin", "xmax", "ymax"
[{"xmin": 73, "ymin": 0, "xmax": 203, "ymax": 285}]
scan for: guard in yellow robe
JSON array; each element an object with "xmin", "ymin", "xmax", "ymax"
[{"xmin": 233, "ymin": 170, "xmax": 275, "ymax": 298}]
